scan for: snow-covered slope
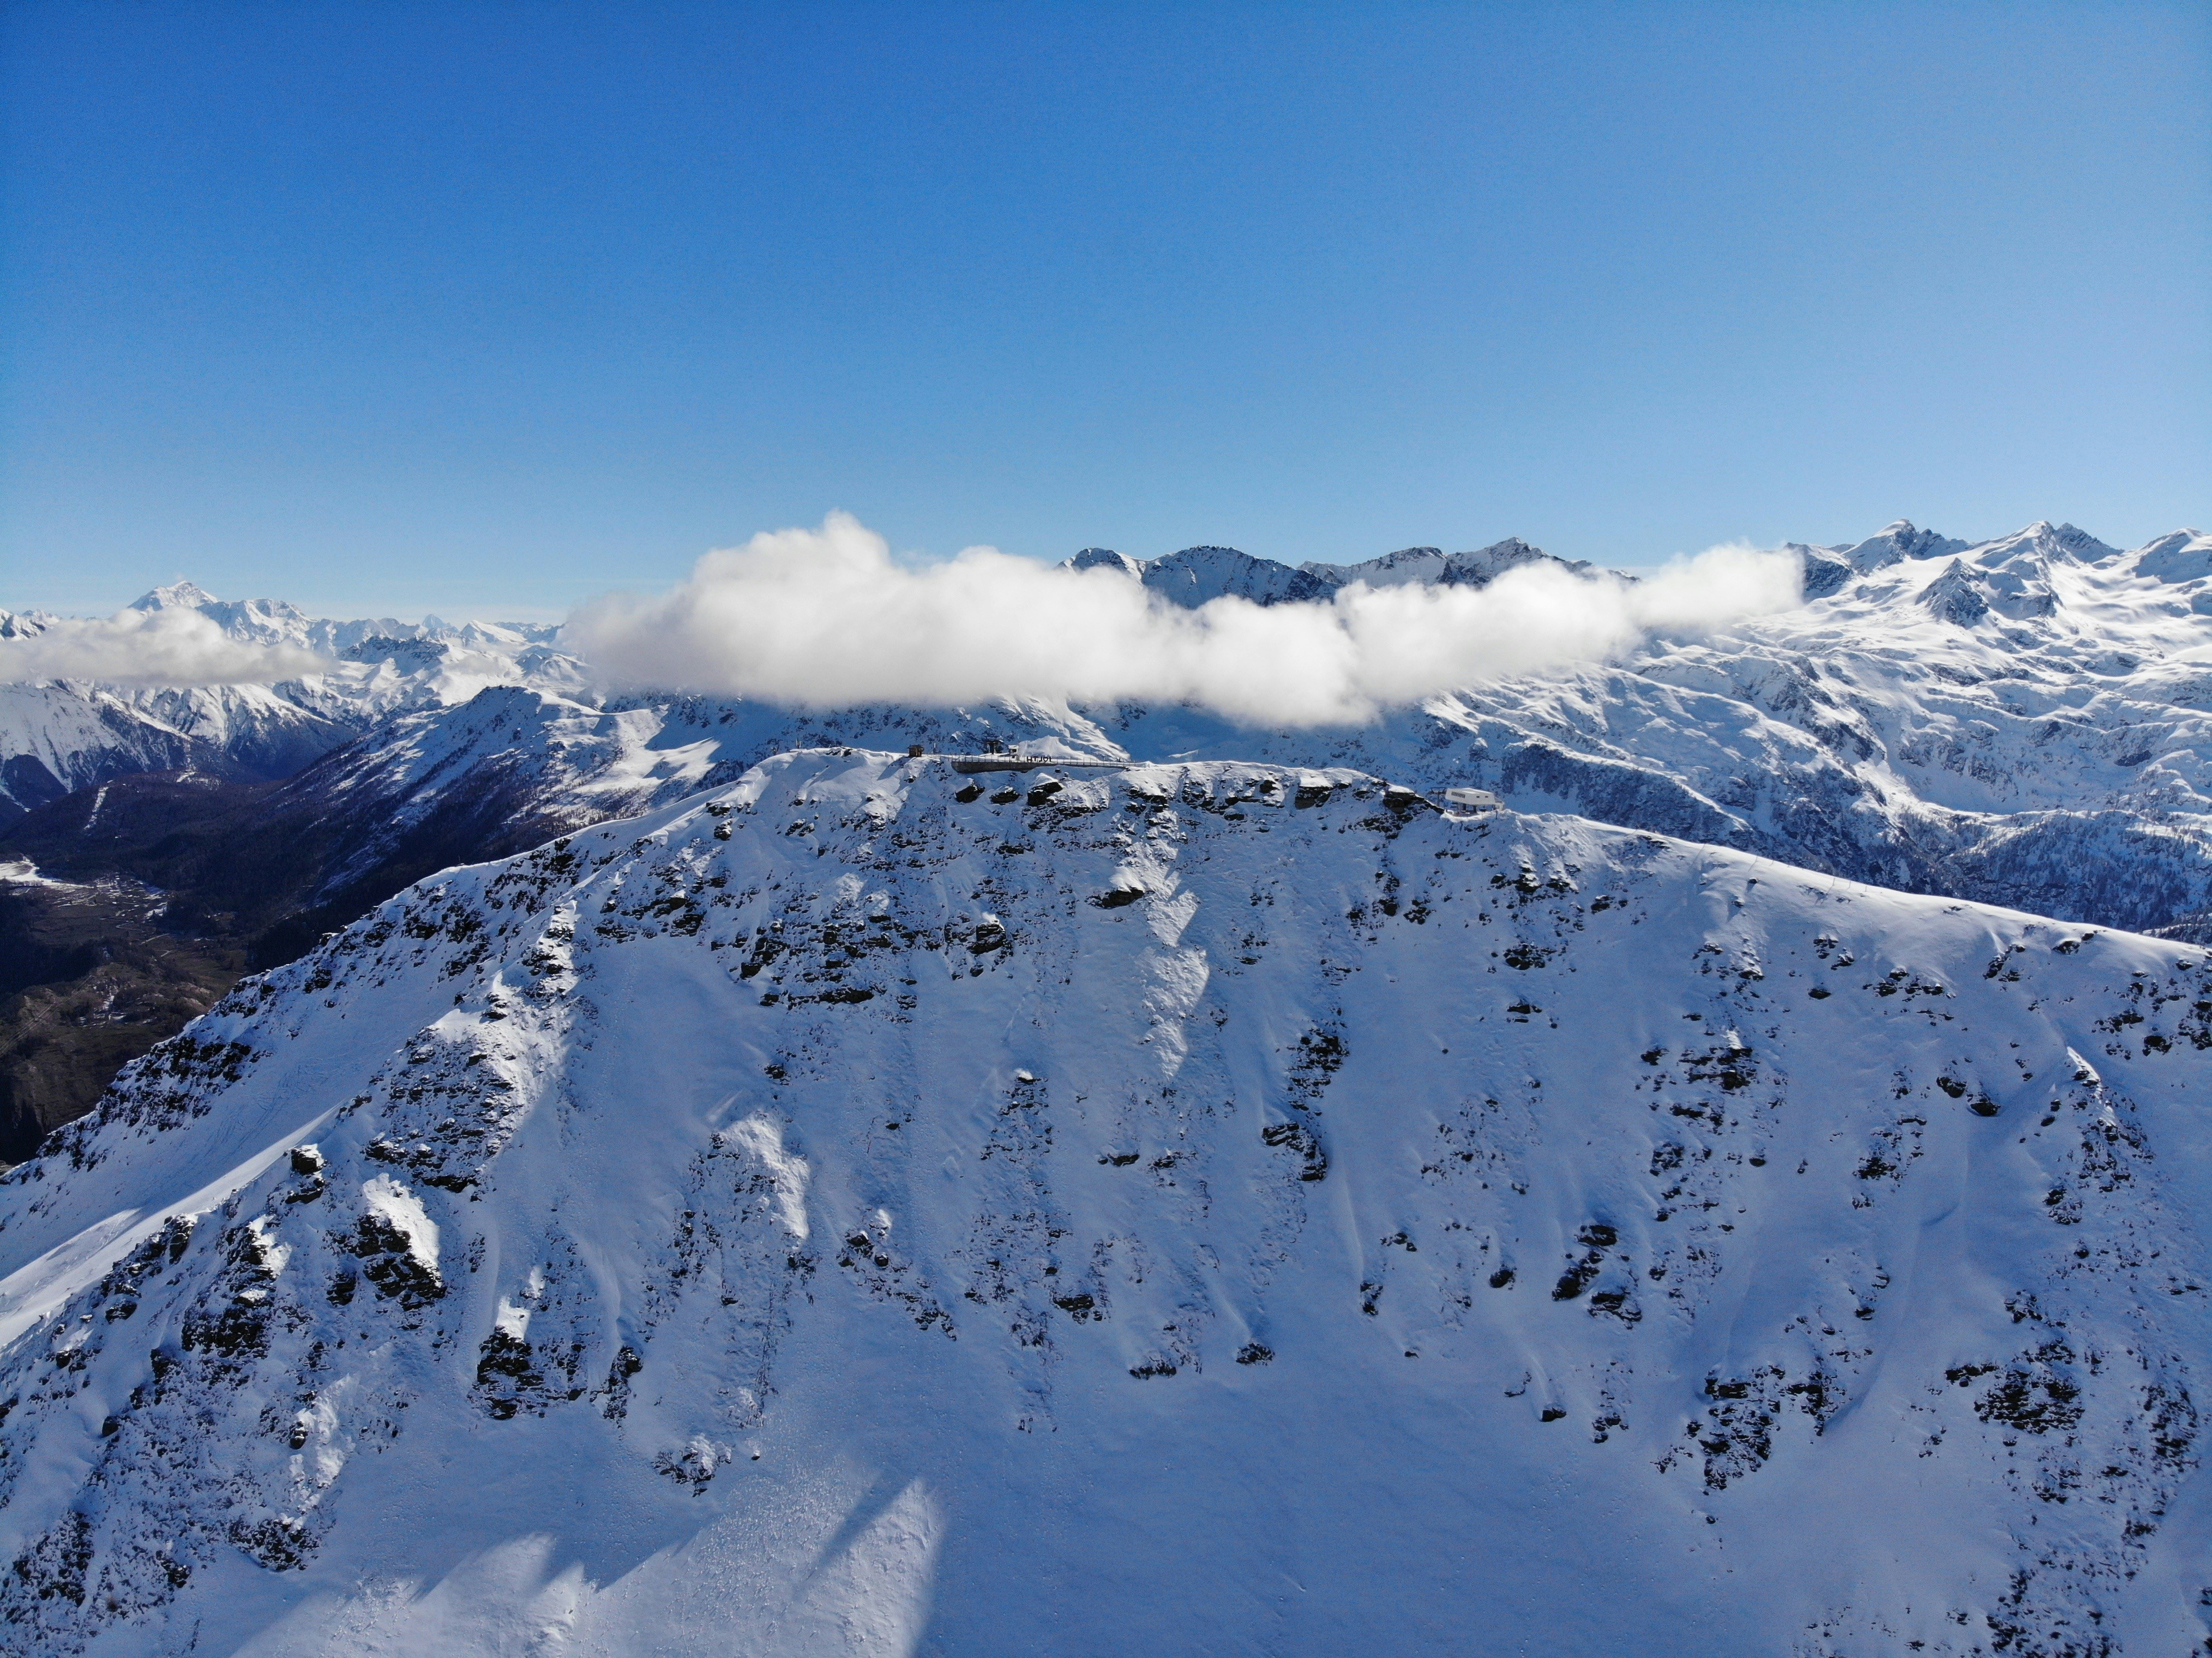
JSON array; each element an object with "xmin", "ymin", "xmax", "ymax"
[
  {"xmin": 0, "ymin": 677, "xmax": 356, "ymax": 818},
  {"xmin": 245, "ymin": 688, "xmax": 1127, "ymax": 910},
  {"xmin": 1057, "ymin": 521, "xmax": 2212, "ymax": 935},
  {"xmin": 0, "ymin": 587, "xmax": 585, "ymax": 822},
  {"xmin": 1358, "ymin": 520, "xmax": 2212, "ymax": 933},
  {"xmin": 1, "ymin": 749, "xmax": 2205, "ymax": 1655},
  {"xmin": 16, "ymin": 516, "xmax": 2212, "ymax": 941},
  {"xmin": 265, "ymin": 520, "xmax": 2212, "ymax": 940}
]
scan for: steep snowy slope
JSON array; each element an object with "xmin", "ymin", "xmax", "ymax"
[
  {"xmin": 0, "ymin": 750, "xmax": 2204, "ymax": 1655},
  {"xmin": 0, "ymin": 689, "xmax": 1127, "ymax": 1154}
]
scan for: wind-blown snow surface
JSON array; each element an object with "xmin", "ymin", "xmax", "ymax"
[{"xmin": 0, "ymin": 750, "xmax": 2206, "ymax": 1655}]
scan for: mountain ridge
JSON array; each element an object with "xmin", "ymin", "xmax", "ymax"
[{"xmin": 0, "ymin": 746, "xmax": 2206, "ymax": 1654}]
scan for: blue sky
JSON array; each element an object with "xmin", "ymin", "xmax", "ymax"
[{"xmin": 2, "ymin": 1, "xmax": 2206, "ymax": 618}]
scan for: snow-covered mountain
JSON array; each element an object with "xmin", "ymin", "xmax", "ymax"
[
  {"xmin": 0, "ymin": 586, "xmax": 585, "ymax": 822},
  {"xmin": 1065, "ymin": 534, "xmax": 1588, "ymax": 607},
  {"xmin": 0, "ymin": 747, "xmax": 2205, "ymax": 1655},
  {"xmin": 225, "ymin": 520, "xmax": 2212, "ymax": 937},
  {"xmin": 1083, "ymin": 521, "xmax": 2212, "ymax": 936},
  {"xmin": 10, "ymin": 518, "xmax": 2212, "ymax": 1173}
]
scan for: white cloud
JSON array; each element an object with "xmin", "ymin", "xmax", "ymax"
[
  {"xmin": 568, "ymin": 513, "xmax": 1802, "ymax": 725},
  {"xmin": 0, "ymin": 608, "xmax": 329, "ymax": 686}
]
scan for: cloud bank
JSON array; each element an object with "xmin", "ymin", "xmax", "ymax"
[
  {"xmin": 569, "ymin": 513, "xmax": 1802, "ymax": 725},
  {"xmin": 0, "ymin": 609, "xmax": 329, "ymax": 687}
]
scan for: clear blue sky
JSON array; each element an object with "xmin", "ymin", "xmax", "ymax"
[{"xmin": 3, "ymin": 2, "xmax": 2207, "ymax": 618}]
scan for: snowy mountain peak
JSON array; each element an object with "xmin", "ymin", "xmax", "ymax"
[
  {"xmin": 1788, "ymin": 543, "xmax": 1855, "ymax": 598},
  {"xmin": 124, "ymin": 580, "xmax": 320, "ymax": 645},
  {"xmin": 1908, "ymin": 535, "xmax": 2070, "ymax": 626},
  {"xmin": 1325, "ymin": 543, "xmax": 1449, "ymax": 583},
  {"xmin": 1066, "ymin": 547, "xmax": 1143, "ymax": 580},
  {"xmin": 2132, "ymin": 528, "xmax": 2212, "ymax": 585},
  {"xmin": 1140, "ymin": 543, "xmax": 1341, "ymax": 606},
  {"xmin": 1320, "ymin": 536, "xmax": 1585, "ymax": 590},
  {"xmin": 128, "ymin": 579, "xmax": 223, "ymax": 612},
  {"xmin": 1060, "ymin": 535, "xmax": 1591, "ymax": 609},
  {"xmin": 1835, "ymin": 519, "xmax": 1969, "ymax": 574},
  {"xmin": 0, "ymin": 587, "xmax": 592, "ymax": 821},
  {"xmin": 1985, "ymin": 520, "xmax": 2119, "ymax": 566}
]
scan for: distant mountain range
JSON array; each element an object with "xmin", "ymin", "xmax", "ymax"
[
  {"xmin": 1066, "ymin": 533, "xmax": 1587, "ymax": 604},
  {"xmin": 0, "ymin": 582, "xmax": 578, "ymax": 821}
]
